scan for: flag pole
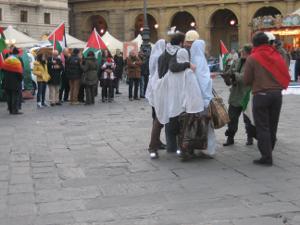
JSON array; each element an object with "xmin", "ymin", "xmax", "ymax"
[{"xmin": 64, "ymin": 22, "xmax": 67, "ymax": 47}]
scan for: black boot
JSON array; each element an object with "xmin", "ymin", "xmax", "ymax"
[
  {"xmin": 246, "ymin": 137, "xmax": 253, "ymax": 145},
  {"xmin": 223, "ymin": 137, "xmax": 234, "ymax": 146}
]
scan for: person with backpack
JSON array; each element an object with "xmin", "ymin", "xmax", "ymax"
[{"xmin": 67, "ymin": 48, "xmax": 82, "ymax": 105}]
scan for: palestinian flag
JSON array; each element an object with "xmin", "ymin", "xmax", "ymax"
[
  {"xmin": 48, "ymin": 23, "xmax": 67, "ymax": 53},
  {"xmin": 85, "ymin": 28, "xmax": 107, "ymax": 50},
  {"xmin": 83, "ymin": 28, "xmax": 107, "ymax": 65},
  {"xmin": 219, "ymin": 40, "xmax": 229, "ymax": 71},
  {"xmin": 0, "ymin": 26, "xmax": 6, "ymax": 68},
  {"xmin": 241, "ymin": 89, "xmax": 255, "ymax": 126}
]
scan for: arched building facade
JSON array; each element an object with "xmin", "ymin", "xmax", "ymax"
[{"xmin": 69, "ymin": 0, "xmax": 300, "ymax": 56}]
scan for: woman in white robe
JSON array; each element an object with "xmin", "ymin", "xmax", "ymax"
[
  {"xmin": 146, "ymin": 39, "xmax": 166, "ymax": 106},
  {"xmin": 146, "ymin": 39, "xmax": 167, "ymax": 159},
  {"xmin": 190, "ymin": 40, "xmax": 217, "ymax": 155},
  {"xmin": 153, "ymin": 48, "xmax": 204, "ymax": 125}
]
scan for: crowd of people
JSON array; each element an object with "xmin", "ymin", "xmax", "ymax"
[
  {"xmin": 145, "ymin": 30, "xmax": 290, "ymax": 166},
  {"xmin": 1, "ymin": 29, "xmax": 291, "ymax": 167},
  {"xmin": 1, "ymin": 45, "xmax": 153, "ymax": 112}
]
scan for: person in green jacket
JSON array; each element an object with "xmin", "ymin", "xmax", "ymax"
[{"xmin": 222, "ymin": 44, "xmax": 255, "ymax": 146}]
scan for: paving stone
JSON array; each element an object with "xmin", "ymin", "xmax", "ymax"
[
  {"xmin": 8, "ymin": 193, "xmax": 35, "ymax": 205},
  {"xmin": 38, "ymin": 200, "xmax": 85, "ymax": 215},
  {"xmin": 9, "ymin": 183, "xmax": 34, "ymax": 194},
  {"xmin": 0, "ymin": 81, "xmax": 300, "ymax": 224}
]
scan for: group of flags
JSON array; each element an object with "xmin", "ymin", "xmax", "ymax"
[{"xmin": 48, "ymin": 23, "xmax": 108, "ymax": 55}]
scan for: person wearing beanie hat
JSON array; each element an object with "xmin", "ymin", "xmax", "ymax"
[
  {"xmin": 184, "ymin": 30, "xmax": 200, "ymax": 49},
  {"xmin": 67, "ymin": 48, "xmax": 83, "ymax": 105},
  {"xmin": 2, "ymin": 56, "xmax": 23, "ymax": 114},
  {"xmin": 222, "ymin": 44, "xmax": 255, "ymax": 147}
]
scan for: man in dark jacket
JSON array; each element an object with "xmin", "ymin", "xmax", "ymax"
[
  {"xmin": 244, "ymin": 32, "xmax": 290, "ymax": 166},
  {"xmin": 48, "ymin": 50, "xmax": 63, "ymax": 106},
  {"xmin": 113, "ymin": 49, "xmax": 124, "ymax": 95},
  {"xmin": 67, "ymin": 48, "xmax": 82, "ymax": 105},
  {"xmin": 59, "ymin": 48, "xmax": 70, "ymax": 102},
  {"xmin": 2, "ymin": 55, "xmax": 23, "ymax": 114}
]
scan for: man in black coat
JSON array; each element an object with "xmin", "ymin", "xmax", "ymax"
[
  {"xmin": 2, "ymin": 56, "xmax": 23, "ymax": 114},
  {"xmin": 59, "ymin": 48, "xmax": 70, "ymax": 102},
  {"xmin": 113, "ymin": 49, "xmax": 124, "ymax": 95},
  {"xmin": 48, "ymin": 50, "xmax": 63, "ymax": 106}
]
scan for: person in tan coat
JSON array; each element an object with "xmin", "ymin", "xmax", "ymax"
[
  {"xmin": 127, "ymin": 50, "xmax": 142, "ymax": 100},
  {"xmin": 33, "ymin": 53, "xmax": 50, "ymax": 108}
]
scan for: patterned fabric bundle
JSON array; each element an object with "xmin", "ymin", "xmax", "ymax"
[{"xmin": 2, "ymin": 56, "xmax": 23, "ymax": 74}]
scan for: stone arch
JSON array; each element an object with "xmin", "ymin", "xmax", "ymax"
[
  {"xmin": 134, "ymin": 13, "xmax": 158, "ymax": 43},
  {"xmin": 170, "ymin": 11, "xmax": 197, "ymax": 33},
  {"xmin": 86, "ymin": 14, "xmax": 108, "ymax": 36},
  {"xmin": 253, "ymin": 6, "xmax": 282, "ymax": 19},
  {"xmin": 209, "ymin": 8, "xmax": 239, "ymax": 56}
]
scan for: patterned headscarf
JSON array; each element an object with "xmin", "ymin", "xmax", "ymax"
[{"xmin": 2, "ymin": 55, "xmax": 23, "ymax": 74}]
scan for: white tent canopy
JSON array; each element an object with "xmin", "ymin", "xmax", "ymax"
[
  {"xmin": 65, "ymin": 34, "xmax": 86, "ymax": 48},
  {"xmin": 291, "ymin": 8, "xmax": 300, "ymax": 16},
  {"xmin": 102, "ymin": 31, "xmax": 123, "ymax": 54},
  {"xmin": 4, "ymin": 25, "xmax": 39, "ymax": 48},
  {"xmin": 131, "ymin": 34, "xmax": 154, "ymax": 50}
]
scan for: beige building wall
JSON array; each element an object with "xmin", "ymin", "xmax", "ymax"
[
  {"xmin": 0, "ymin": 0, "xmax": 69, "ymax": 40},
  {"xmin": 69, "ymin": 0, "xmax": 299, "ymax": 55}
]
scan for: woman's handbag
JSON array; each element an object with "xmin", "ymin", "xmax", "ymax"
[
  {"xmin": 178, "ymin": 111, "xmax": 210, "ymax": 150},
  {"xmin": 209, "ymin": 89, "xmax": 230, "ymax": 129}
]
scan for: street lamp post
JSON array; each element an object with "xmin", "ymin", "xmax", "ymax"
[{"xmin": 140, "ymin": 0, "xmax": 151, "ymax": 56}]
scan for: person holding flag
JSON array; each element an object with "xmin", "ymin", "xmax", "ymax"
[
  {"xmin": 222, "ymin": 44, "xmax": 256, "ymax": 146},
  {"xmin": 244, "ymin": 32, "xmax": 290, "ymax": 166}
]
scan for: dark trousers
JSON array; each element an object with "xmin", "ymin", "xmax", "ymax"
[
  {"xmin": 59, "ymin": 76, "xmax": 69, "ymax": 101},
  {"xmin": 115, "ymin": 77, "xmax": 120, "ymax": 93},
  {"xmin": 225, "ymin": 104, "xmax": 255, "ymax": 139},
  {"xmin": 37, "ymin": 82, "xmax": 47, "ymax": 104},
  {"xmin": 85, "ymin": 85, "xmax": 96, "ymax": 104},
  {"xmin": 149, "ymin": 108, "xmax": 164, "ymax": 150},
  {"xmin": 165, "ymin": 117, "xmax": 179, "ymax": 153},
  {"xmin": 253, "ymin": 91, "xmax": 282, "ymax": 160},
  {"xmin": 128, "ymin": 78, "xmax": 139, "ymax": 99},
  {"xmin": 5, "ymin": 89, "xmax": 19, "ymax": 114},
  {"xmin": 78, "ymin": 84, "xmax": 85, "ymax": 102},
  {"xmin": 144, "ymin": 75, "xmax": 149, "ymax": 96},
  {"xmin": 102, "ymin": 79, "xmax": 113, "ymax": 100},
  {"xmin": 18, "ymin": 83, "xmax": 22, "ymax": 110}
]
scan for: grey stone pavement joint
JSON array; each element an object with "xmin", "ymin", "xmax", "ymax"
[{"xmin": 0, "ymin": 79, "xmax": 300, "ymax": 225}]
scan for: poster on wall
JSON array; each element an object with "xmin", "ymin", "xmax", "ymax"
[{"xmin": 123, "ymin": 42, "xmax": 138, "ymax": 59}]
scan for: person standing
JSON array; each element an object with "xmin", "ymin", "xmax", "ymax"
[
  {"xmin": 100, "ymin": 50, "xmax": 115, "ymax": 103},
  {"xmin": 47, "ymin": 50, "xmax": 63, "ymax": 106},
  {"xmin": 59, "ymin": 48, "xmax": 70, "ymax": 102},
  {"xmin": 2, "ymin": 55, "xmax": 23, "ymax": 114},
  {"xmin": 81, "ymin": 51, "xmax": 99, "ymax": 105},
  {"xmin": 67, "ymin": 48, "xmax": 82, "ymax": 105},
  {"xmin": 113, "ymin": 49, "xmax": 124, "ymax": 95},
  {"xmin": 33, "ymin": 53, "xmax": 50, "ymax": 108},
  {"xmin": 222, "ymin": 45, "xmax": 255, "ymax": 146},
  {"xmin": 140, "ymin": 51, "xmax": 150, "ymax": 98},
  {"xmin": 127, "ymin": 50, "xmax": 142, "ymax": 101},
  {"xmin": 244, "ymin": 32, "xmax": 290, "ymax": 166}
]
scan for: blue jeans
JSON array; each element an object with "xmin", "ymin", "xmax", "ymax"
[
  {"xmin": 37, "ymin": 82, "xmax": 47, "ymax": 104},
  {"xmin": 140, "ymin": 76, "xmax": 145, "ymax": 97}
]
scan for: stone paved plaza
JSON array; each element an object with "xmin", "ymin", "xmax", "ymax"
[{"xmin": 0, "ymin": 78, "xmax": 300, "ymax": 225}]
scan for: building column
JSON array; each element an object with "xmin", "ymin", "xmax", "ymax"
[
  {"xmin": 239, "ymin": 3, "xmax": 249, "ymax": 46},
  {"xmin": 158, "ymin": 8, "xmax": 168, "ymax": 40},
  {"xmin": 197, "ymin": 5, "xmax": 206, "ymax": 40},
  {"xmin": 285, "ymin": 0, "xmax": 296, "ymax": 14}
]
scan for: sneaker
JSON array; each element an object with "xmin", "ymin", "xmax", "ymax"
[
  {"xmin": 116, "ymin": 92, "xmax": 122, "ymax": 95},
  {"xmin": 42, "ymin": 103, "xmax": 49, "ymax": 107},
  {"xmin": 148, "ymin": 149, "xmax": 159, "ymax": 159},
  {"xmin": 56, "ymin": 102, "xmax": 62, "ymax": 106},
  {"xmin": 73, "ymin": 101, "xmax": 80, "ymax": 105},
  {"xmin": 50, "ymin": 103, "xmax": 55, "ymax": 107},
  {"xmin": 37, "ymin": 102, "xmax": 43, "ymax": 108}
]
